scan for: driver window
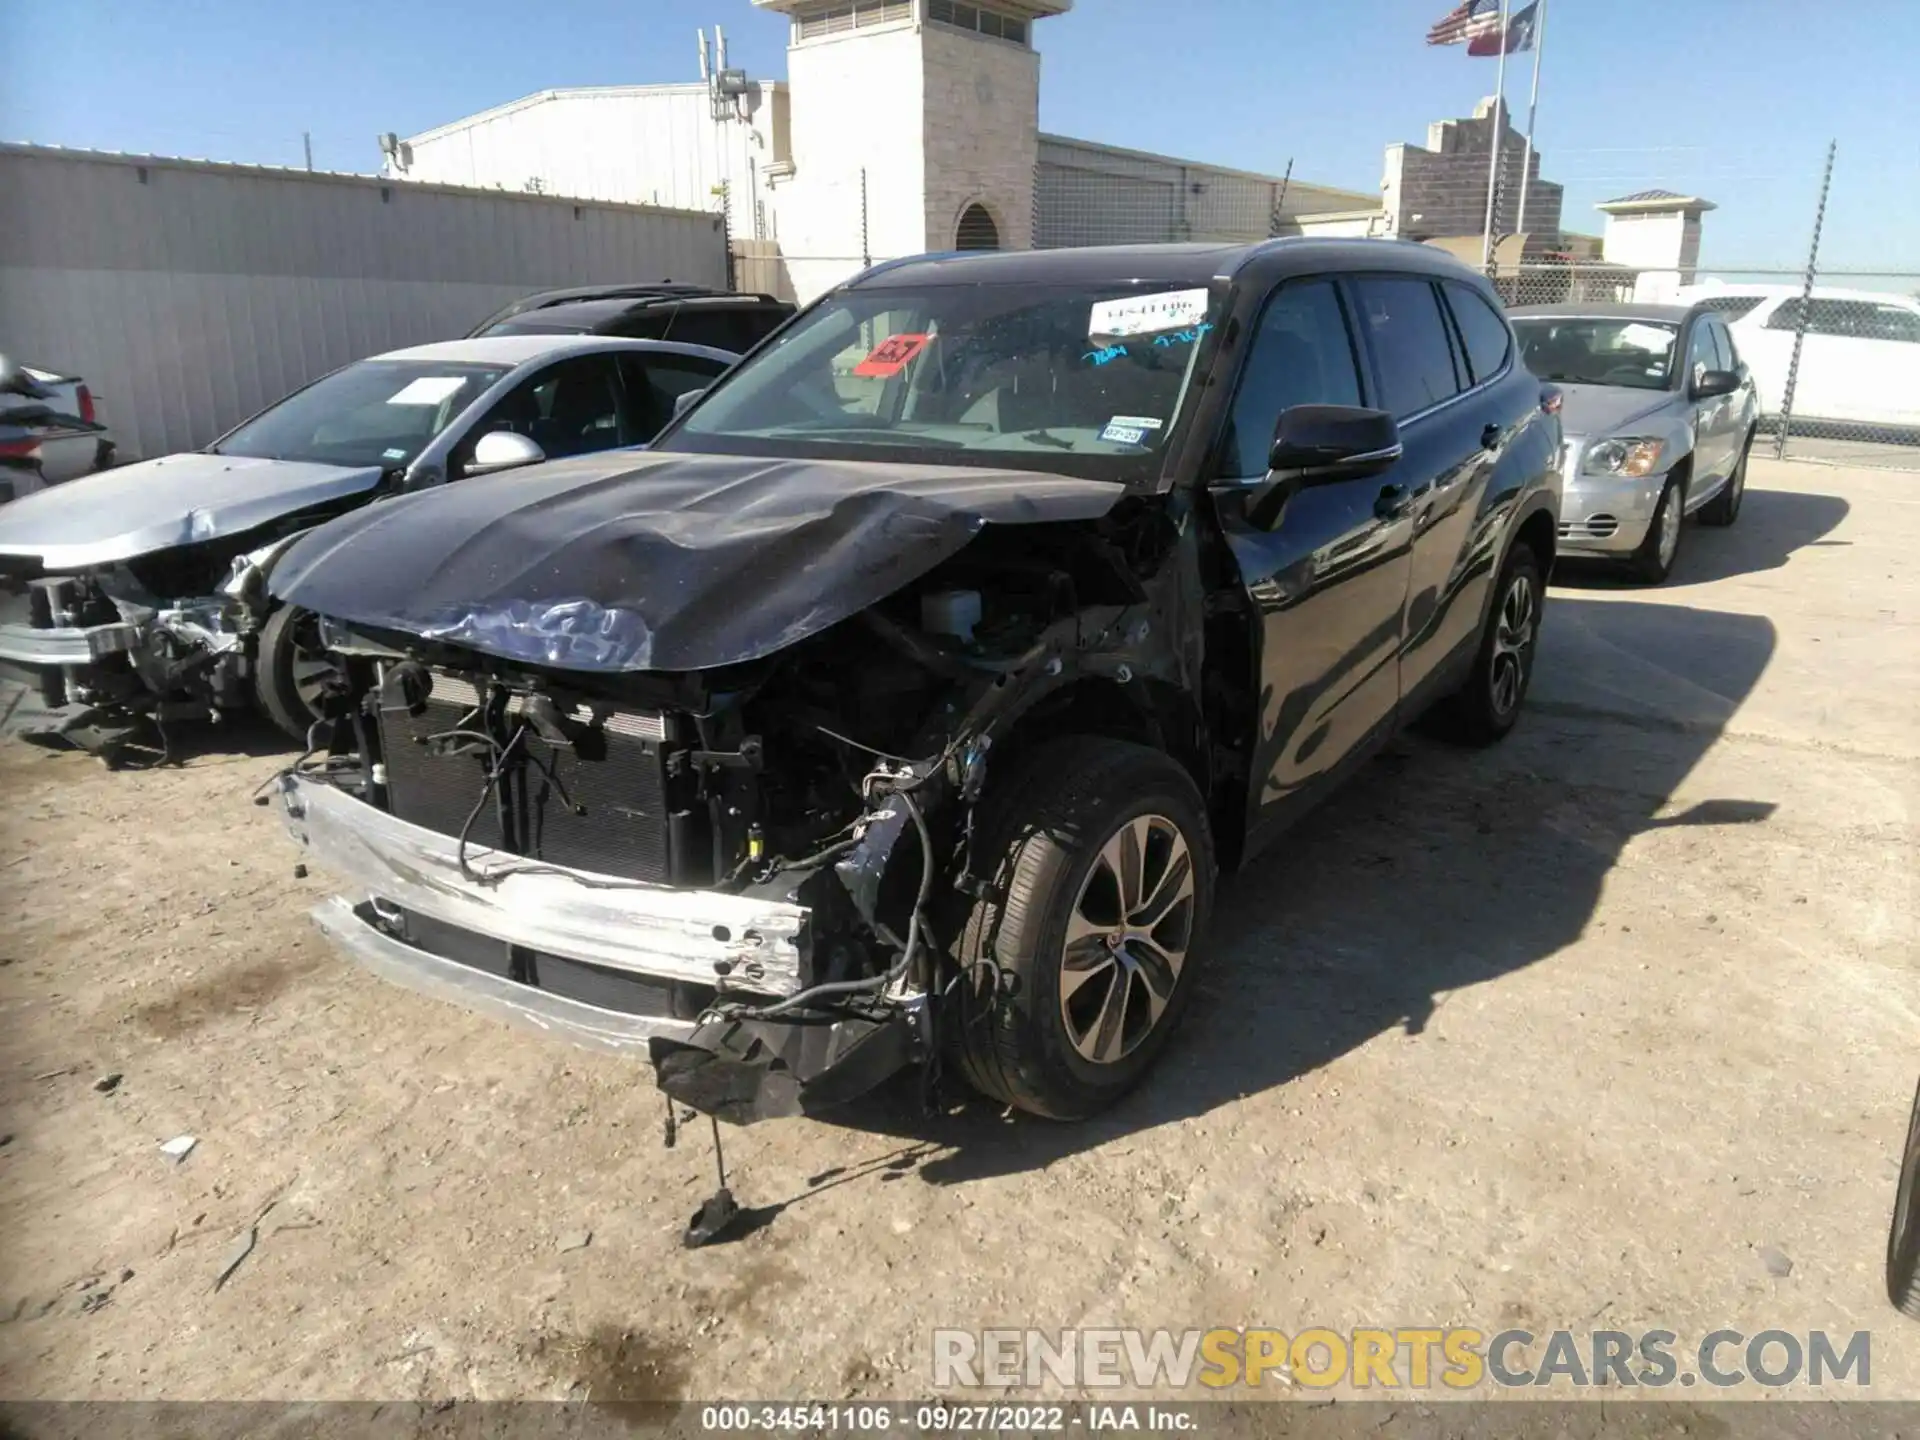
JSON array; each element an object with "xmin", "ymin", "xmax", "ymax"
[
  {"xmin": 1217, "ymin": 279, "xmax": 1363, "ymax": 480},
  {"xmin": 450, "ymin": 355, "xmax": 625, "ymax": 477},
  {"xmin": 1684, "ymin": 322, "xmax": 1717, "ymax": 385}
]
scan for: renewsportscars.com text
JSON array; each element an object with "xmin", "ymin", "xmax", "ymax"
[{"xmin": 931, "ymin": 1327, "xmax": 1873, "ymax": 1391}]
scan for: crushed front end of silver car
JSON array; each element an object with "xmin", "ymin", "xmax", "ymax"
[{"xmin": 0, "ymin": 456, "xmax": 382, "ymax": 754}]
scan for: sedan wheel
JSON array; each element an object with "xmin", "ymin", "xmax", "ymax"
[
  {"xmin": 1059, "ymin": 815, "xmax": 1197, "ymax": 1065},
  {"xmin": 1630, "ymin": 473, "xmax": 1687, "ymax": 584},
  {"xmin": 255, "ymin": 604, "xmax": 341, "ymax": 744}
]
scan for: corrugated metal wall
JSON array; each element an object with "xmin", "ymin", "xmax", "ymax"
[
  {"xmin": 1035, "ymin": 135, "xmax": 1380, "ymax": 250},
  {"xmin": 0, "ymin": 145, "xmax": 729, "ymax": 459},
  {"xmin": 396, "ymin": 85, "xmax": 787, "ymax": 229}
]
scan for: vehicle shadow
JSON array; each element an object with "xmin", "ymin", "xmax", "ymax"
[
  {"xmin": 828, "ymin": 591, "xmax": 1779, "ymax": 1185},
  {"xmin": 1552, "ymin": 485, "xmax": 1848, "ymax": 590},
  {"xmin": 4, "ymin": 707, "xmax": 298, "ymax": 767}
]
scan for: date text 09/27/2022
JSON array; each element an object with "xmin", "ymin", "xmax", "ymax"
[{"xmin": 700, "ymin": 1404, "xmax": 1196, "ymax": 1433}]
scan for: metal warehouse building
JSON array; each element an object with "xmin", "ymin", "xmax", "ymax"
[
  {"xmin": 0, "ymin": 145, "xmax": 729, "ymax": 459},
  {"xmin": 383, "ymin": 0, "xmax": 1377, "ymax": 303}
]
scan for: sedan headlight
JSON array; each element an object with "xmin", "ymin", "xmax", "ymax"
[{"xmin": 1582, "ymin": 437, "xmax": 1666, "ymax": 478}]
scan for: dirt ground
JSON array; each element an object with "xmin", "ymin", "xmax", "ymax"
[{"xmin": 0, "ymin": 458, "xmax": 1913, "ymax": 1405}]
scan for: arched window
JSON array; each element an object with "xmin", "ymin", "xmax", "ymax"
[{"xmin": 955, "ymin": 203, "xmax": 1000, "ymax": 251}]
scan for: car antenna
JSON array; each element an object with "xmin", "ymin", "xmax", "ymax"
[{"xmin": 682, "ymin": 1114, "xmax": 745, "ymax": 1248}]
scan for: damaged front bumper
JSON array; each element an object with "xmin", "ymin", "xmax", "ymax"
[
  {"xmin": 278, "ymin": 772, "xmax": 808, "ymax": 996},
  {"xmin": 0, "ymin": 581, "xmax": 251, "ymax": 742},
  {"xmin": 0, "ymin": 616, "xmax": 141, "ymax": 666},
  {"xmin": 278, "ymin": 772, "xmax": 924, "ymax": 1121}
]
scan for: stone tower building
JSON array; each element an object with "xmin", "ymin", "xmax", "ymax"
[{"xmin": 752, "ymin": 0, "xmax": 1069, "ymax": 296}]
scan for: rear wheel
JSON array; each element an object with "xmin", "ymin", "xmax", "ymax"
[
  {"xmin": 950, "ymin": 738, "xmax": 1216, "ymax": 1120},
  {"xmin": 254, "ymin": 604, "xmax": 338, "ymax": 744},
  {"xmin": 1433, "ymin": 546, "xmax": 1542, "ymax": 747},
  {"xmin": 1629, "ymin": 471, "xmax": 1687, "ymax": 584},
  {"xmin": 1699, "ymin": 432, "xmax": 1752, "ymax": 527}
]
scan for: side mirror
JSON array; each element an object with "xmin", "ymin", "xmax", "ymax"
[
  {"xmin": 1244, "ymin": 405, "xmax": 1401, "ymax": 529},
  {"xmin": 672, "ymin": 387, "xmax": 709, "ymax": 419},
  {"xmin": 1267, "ymin": 404, "xmax": 1403, "ymax": 480},
  {"xmin": 466, "ymin": 429, "xmax": 546, "ymax": 477},
  {"xmin": 1691, "ymin": 368, "xmax": 1741, "ymax": 400}
]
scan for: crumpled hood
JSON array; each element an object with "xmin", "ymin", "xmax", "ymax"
[
  {"xmin": 1557, "ymin": 383, "xmax": 1683, "ymax": 442},
  {"xmin": 0, "ymin": 452, "xmax": 385, "ymax": 571},
  {"xmin": 269, "ymin": 450, "xmax": 1124, "ymax": 673}
]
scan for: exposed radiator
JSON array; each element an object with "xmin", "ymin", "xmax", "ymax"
[{"xmin": 378, "ymin": 673, "xmax": 675, "ymax": 884}]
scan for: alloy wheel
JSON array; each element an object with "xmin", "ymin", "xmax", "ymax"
[
  {"xmin": 1489, "ymin": 573, "xmax": 1537, "ymax": 718},
  {"xmin": 1059, "ymin": 814, "xmax": 1197, "ymax": 1065},
  {"xmin": 1657, "ymin": 487, "xmax": 1682, "ymax": 569}
]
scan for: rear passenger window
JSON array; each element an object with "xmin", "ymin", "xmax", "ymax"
[
  {"xmin": 1442, "ymin": 282, "xmax": 1513, "ymax": 385},
  {"xmin": 1217, "ymin": 280, "xmax": 1364, "ymax": 479},
  {"xmin": 660, "ymin": 312, "xmax": 741, "ymax": 351},
  {"xmin": 1353, "ymin": 278, "xmax": 1462, "ymax": 420}
]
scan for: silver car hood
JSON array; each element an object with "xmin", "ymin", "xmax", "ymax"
[
  {"xmin": 1556, "ymin": 383, "xmax": 1681, "ymax": 441},
  {"xmin": 0, "ymin": 452, "xmax": 386, "ymax": 570}
]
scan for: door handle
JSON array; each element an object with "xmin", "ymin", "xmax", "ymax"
[{"xmin": 1481, "ymin": 423, "xmax": 1503, "ymax": 452}]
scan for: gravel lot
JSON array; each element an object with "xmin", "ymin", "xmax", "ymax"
[{"xmin": 0, "ymin": 458, "xmax": 1913, "ymax": 1405}]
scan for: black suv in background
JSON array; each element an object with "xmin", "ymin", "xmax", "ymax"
[
  {"xmin": 270, "ymin": 239, "xmax": 1562, "ymax": 1127},
  {"xmin": 470, "ymin": 283, "xmax": 795, "ymax": 355}
]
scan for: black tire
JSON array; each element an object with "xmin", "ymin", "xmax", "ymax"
[
  {"xmin": 1891, "ymin": 1077, "xmax": 1920, "ymax": 1319},
  {"xmin": 1698, "ymin": 432, "xmax": 1752, "ymax": 528},
  {"xmin": 949, "ymin": 737, "xmax": 1216, "ymax": 1120},
  {"xmin": 1433, "ymin": 545, "xmax": 1543, "ymax": 748},
  {"xmin": 254, "ymin": 604, "xmax": 337, "ymax": 744},
  {"xmin": 1629, "ymin": 471, "xmax": 1687, "ymax": 584}
]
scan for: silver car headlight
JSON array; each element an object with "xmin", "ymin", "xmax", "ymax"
[{"xmin": 1582, "ymin": 437, "xmax": 1666, "ymax": 478}]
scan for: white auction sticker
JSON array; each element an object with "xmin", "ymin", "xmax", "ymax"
[
  {"xmin": 1619, "ymin": 323, "xmax": 1675, "ymax": 350},
  {"xmin": 1089, "ymin": 289, "xmax": 1210, "ymax": 338},
  {"xmin": 387, "ymin": 376, "xmax": 468, "ymax": 406},
  {"xmin": 1105, "ymin": 414, "xmax": 1164, "ymax": 430}
]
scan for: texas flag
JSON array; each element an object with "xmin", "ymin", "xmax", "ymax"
[
  {"xmin": 1425, "ymin": 0, "xmax": 1503, "ymax": 46},
  {"xmin": 1468, "ymin": 1, "xmax": 1541, "ymax": 55}
]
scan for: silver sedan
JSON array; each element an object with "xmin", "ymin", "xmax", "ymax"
[{"xmin": 1511, "ymin": 303, "xmax": 1759, "ymax": 584}]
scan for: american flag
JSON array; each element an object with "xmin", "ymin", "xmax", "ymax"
[{"xmin": 1427, "ymin": 0, "xmax": 1503, "ymax": 46}]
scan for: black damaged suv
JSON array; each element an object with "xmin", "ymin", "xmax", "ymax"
[{"xmin": 269, "ymin": 239, "xmax": 1561, "ymax": 1124}]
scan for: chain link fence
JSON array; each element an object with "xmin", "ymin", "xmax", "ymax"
[
  {"xmin": 743, "ymin": 155, "xmax": 1919, "ymax": 474},
  {"xmin": 1497, "ymin": 264, "xmax": 1920, "ymax": 470}
]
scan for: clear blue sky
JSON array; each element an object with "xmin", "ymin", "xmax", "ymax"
[{"xmin": 6, "ymin": 0, "xmax": 1917, "ymax": 271}]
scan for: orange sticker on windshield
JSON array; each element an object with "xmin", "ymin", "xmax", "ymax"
[{"xmin": 853, "ymin": 333, "xmax": 933, "ymax": 377}]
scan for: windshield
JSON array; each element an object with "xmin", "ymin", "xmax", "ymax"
[
  {"xmin": 662, "ymin": 281, "xmax": 1219, "ymax": 481},
  {"xmin": 1512, "ymin": 318, "xmax": 1678, "ymax": 392},
  {"xmin": 214, "ymin": 360, "xmax": 508, "ymax": 468}
]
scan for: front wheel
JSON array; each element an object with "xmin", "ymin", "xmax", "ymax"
[
  {"xmin": 1629, "ymin": 472, "xmax": 1687, "ymax": 584},
  {"xmin": 950, "ymin": 738, "xmax": 1217, "ymax": 1120},
  {"xmin": 254, "ymin": 604, "xmax": 339, "ymax": 744}
]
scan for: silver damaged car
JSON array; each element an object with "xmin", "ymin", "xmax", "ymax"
[{"xmin": 0, "ymin": 335, "xmax": 736, "ymax": 755}]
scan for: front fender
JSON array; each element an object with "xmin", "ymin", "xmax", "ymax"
[{"xmin": 220, "ymin": 528, "xmax": 316, "ymax": 622}]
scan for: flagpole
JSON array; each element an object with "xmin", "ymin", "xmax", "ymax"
[
  {"xmin": 1515, "ymin": 0, "xmax": 1548, "ymax": 237},
  {"xmin": 1479, "ymin": 0, "xmax": 1513, "ymax": 269}
]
